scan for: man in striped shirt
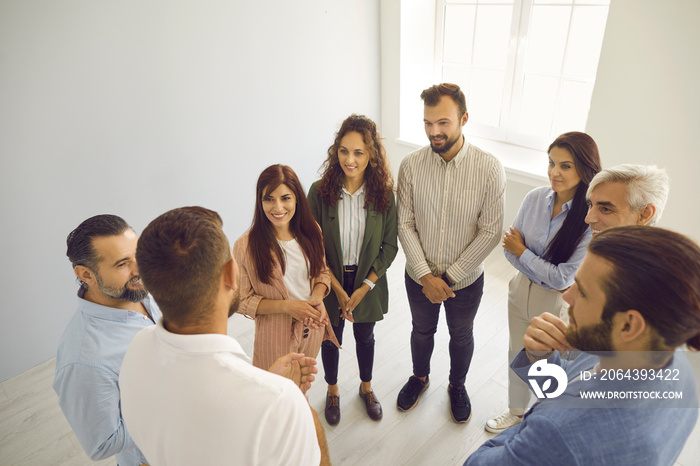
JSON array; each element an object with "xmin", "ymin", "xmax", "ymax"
[{"xmin": 396, "ymin": 83, "xmax": 506, "ymax": 423}]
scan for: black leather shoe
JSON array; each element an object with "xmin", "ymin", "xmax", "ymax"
[
  {"xmin": 359, "ymin": 387, "xmax": 383, "ymax": 421},
  {"xmin": 448, "ymin": 384, "xmax": 472, "ymax": 423},
  {"xmin": 396, "ymin": 375, "xmax": 430, "ymax": 412},
  {"xmin": 325, "ymin": 392, "xmax": 340, "ymax": 426}
]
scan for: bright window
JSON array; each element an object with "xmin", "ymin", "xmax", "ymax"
[{"xmin": 434, "ymin": 0, "xmax": 610, "ymax": 150}]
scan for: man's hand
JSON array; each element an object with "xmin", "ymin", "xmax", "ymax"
[
  {"xmin": 420, "ymin": 273, "xmax": 456, "ymax": 304},
  {"xmin": 269, "ymin": 353, "xmax": 318, "ymax": 394},
  {"xmin": 523, "ymin": 312, "xmax": 574, "ymax": 356}
]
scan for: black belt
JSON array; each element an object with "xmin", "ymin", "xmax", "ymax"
[{"xmin": 343, "ymin": 265, "xmax": 358, "ymax": 273}]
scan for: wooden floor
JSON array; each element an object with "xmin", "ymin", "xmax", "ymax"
[{"xmin": 1, "ymin": 247, "xmax": 699, "ymax": 465}]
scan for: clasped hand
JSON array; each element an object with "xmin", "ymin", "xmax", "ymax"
[
  {"xmin": 420, "ymin": 273, "xmax": 456, "ymax": 304},
  {"xmin": 335, "ymin": 286, "xmax": 369, "ymax": 323},
  {"xmin": 268, "ymin": 353, "xmax": 318, "ymax": 394},
  {"xmin": 286, "ymin": 300, "xmax": 329, "ymax": 329}
]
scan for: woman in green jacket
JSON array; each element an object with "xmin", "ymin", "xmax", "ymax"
[{"xmin": 308, "ymin": 114, "xmax": 398, "ymax": 426}]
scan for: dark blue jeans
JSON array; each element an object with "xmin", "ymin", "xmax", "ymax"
[
  {"xmin": 405, "ymin": 272, "xmax": 484, "ymax": 387},
  {"xmin": 322, "ymin": 268, "xmax": 376, "ymax": 385}
]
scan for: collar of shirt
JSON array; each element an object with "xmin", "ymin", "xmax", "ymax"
[
  {"xmin": 153, "ymin": 317, "xmax": 251, "ymax": 362},
  {"xmin": 546, "ymin": 189, "xmax": 574, "ymax": 214},
  {"xmin": 430, "ymin": 136, "xmax": 468, "ymax": 167},
  {"xmin": 340, "ymin": 183, "xmax": 366, "ymax": 198},
  {"xmin": 76, "ymin": 293, "xmax": 158, "ymax": 324}
]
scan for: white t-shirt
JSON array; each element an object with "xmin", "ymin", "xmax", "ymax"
[
  {"xmin": 119, "ymin": 319, "xmax": 320, "ymax": 466},
  {"xmin": 278, "ymin": 238, "xmax": 311, "ymax": 300}
]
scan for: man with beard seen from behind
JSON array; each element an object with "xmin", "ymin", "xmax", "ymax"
[
  {"xmin": 119, "ymin": 207, "xmax": 329, "ymax": 465},
  {"xmin": 466, "ymin": 226, "xmax": 700, "ymax": 465},
  {"xmin": 54, "ymin": 214, "xmax": 161, "ymax": 465}
]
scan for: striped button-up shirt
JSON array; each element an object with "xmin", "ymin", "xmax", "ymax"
[
  {"xmin": 338, "ymin": 184, "xmax": 367, "ymax": 266},
  {"xmin": 397, "ymin": 140, "xmax": 506, "ymax": 290}
]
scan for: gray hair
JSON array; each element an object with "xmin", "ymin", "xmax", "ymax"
[{"xmin": 586, "ymin": 164, "xmax": 669, "ymax": 226}]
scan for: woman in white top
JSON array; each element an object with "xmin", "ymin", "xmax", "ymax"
[{"xmin": 233, "ymin": 164, "xmax": 339, "ymax": 371}]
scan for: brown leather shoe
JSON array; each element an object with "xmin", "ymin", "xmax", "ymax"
[
  {"xmin": 359, "ymin": 386, "xmax": 383, "ymax": 421},
  {"xmin": 325, "ymin": 392, "xmax": 340, "ymax": 426}
]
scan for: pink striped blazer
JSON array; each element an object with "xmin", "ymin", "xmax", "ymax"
[{"xmin": 233, "ymin": 231, "xmax": 340, "ymax": 370}]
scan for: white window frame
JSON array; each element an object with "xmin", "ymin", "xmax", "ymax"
[{"xmin": 433, "ymin": 0, "xmax": 609, "ymax": 152}]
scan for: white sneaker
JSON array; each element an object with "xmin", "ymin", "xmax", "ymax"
[{"xmin": 485, "ymin": 411, "xmax": 522, "ymax": 434}]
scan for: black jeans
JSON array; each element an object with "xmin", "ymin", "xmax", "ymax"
[
  {"xmin": 405, "ymin": 272, "xmax": 484, "ymax": 387},
  {"xmin": 321, "ymin": 268, "xmax": 376, "ymax": 385}
]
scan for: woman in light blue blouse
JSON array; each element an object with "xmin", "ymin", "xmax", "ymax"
[{"xmin": 485, "ymin": 132, "xmax": 601, "ymax": 434}]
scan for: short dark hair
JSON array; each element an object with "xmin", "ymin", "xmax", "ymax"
[
  {"xmin": 66, "ymin": 215, "xmax": 131, "ymax": 287},
  {"xmin": 136, "ymin": 207, "xmax": 231, "ymax": 327},
  {"xmin": 420, "ymin": 83, "xmax": 467, "ymax": 117},
  {"xmin": 590, "ymin": 226, "xmax": 700, "ymax": 351}
]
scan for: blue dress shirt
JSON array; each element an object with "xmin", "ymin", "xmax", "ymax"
[
  {"xmin": 504, "ymin": 186, "xmax": 591, "ymax": 290},
  {"xmin": 53, "ymin": 290, "xmax": 161, "ymax": 465},
  {"xmin": 466, "ymin": 349, "xmax": 698, "ymax": 465}
]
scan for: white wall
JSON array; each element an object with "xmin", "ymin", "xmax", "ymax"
[
  {"xmin": 0, "ymin": 0, "xmax": 381, "ymax": 382},
  {"xmin": 586, "ymin": 0, "xmax": 700, "ymax": 240},
  {"xmin": 382, "ymin": 0, "xmax": 700, "ymax": 237}
]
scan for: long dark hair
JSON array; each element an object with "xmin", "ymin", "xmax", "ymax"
[
  {"xmin": 542, "ymin": 132, "xmax": 601, "ymax": 266},
  {"xmin": 249, "ymin": 164, "xmax": 325, "ymax": 285},
  {"xmin": 316, "ymin": 114, "xmax": 394, "ymax": 213}
]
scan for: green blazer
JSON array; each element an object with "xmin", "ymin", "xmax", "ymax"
[{"xmin": 308, "ymin": 180, "xmax": 398, "ymax": 326}]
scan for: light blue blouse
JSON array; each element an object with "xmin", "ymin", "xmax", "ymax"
[{"xmin": 504, "ymin": 186, "xmax": 591, "ymax": 290}]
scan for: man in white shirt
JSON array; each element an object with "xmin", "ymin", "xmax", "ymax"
[
  {"xmin": 119, "ymin": 206, "xmax": 329, "ymax": 465},
  {"xmin": 397, "ymin": 83, "xmax": 506, "ymax": 423}
]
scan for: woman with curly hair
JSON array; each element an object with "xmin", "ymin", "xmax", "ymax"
[
  {"xmin": 308, "ymin": 114, "xmax": 398, "ymax": 425},
  {"xmin": 234, "ymin": 164, "xmax": 339, "ymax": 371}
]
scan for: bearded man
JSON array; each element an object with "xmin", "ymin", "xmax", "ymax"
[
  {"xmin": 54, "ymin": 214, "xmax": 160, "ymax": 465},
  {"xmin": 466, "ymin": 226, "xmax": 700, "ymax": 465}
]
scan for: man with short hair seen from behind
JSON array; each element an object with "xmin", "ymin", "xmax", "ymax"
[{"xmin": 119, "ymin": 206, "xmax": 330, "ymax": 465}]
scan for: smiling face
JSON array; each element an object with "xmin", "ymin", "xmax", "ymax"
[
  {"xmin": 424, "ymin": 95, "xmax": 467, "ymax": 159},
  {"xmin": 338, "ymin": 131, "xmax": 370, "ymax": 184},
  {"xmin": 262, "ymin": 183, "xmax": 296, "ymax": 236},
  {"xmin": 585, "ymin": 182, "xmax": 644, "ymax": 237},
  {"xmin": 548, "ymin": 146, "xmax": 581, "ymax": 202},
  {"xmin": 562, "ymin": 253, "xmax": 615, "ymax": 352},
  {"xmin": 90, "ymin": 229, "xmax": 148, "ymax": 303}
]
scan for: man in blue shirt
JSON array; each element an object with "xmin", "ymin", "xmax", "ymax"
[
  {"xmin": 467, "ymin": 226, "xmax": 700, "ymax": 465},
  {"xmin": 53, "ymin": 214, "xmax": 161, "ymax": 465}
]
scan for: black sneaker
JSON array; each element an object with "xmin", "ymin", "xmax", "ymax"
[
  {"xmin": 397, "ymin": 375, "xmax": 430, "ymax": 412},
  {"xmin": 448, "ymin": 384, "xmax": 472, "ymax": 423}
]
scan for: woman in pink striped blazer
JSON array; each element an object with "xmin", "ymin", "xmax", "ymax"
[{"xmin": 234, "ymin": 164, "xmax": 340, "ymax": 370}]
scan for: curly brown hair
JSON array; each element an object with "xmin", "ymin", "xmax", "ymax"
[{"xmin": 316, "ymin": 114, "xmax": 394, "ymax": 213}]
